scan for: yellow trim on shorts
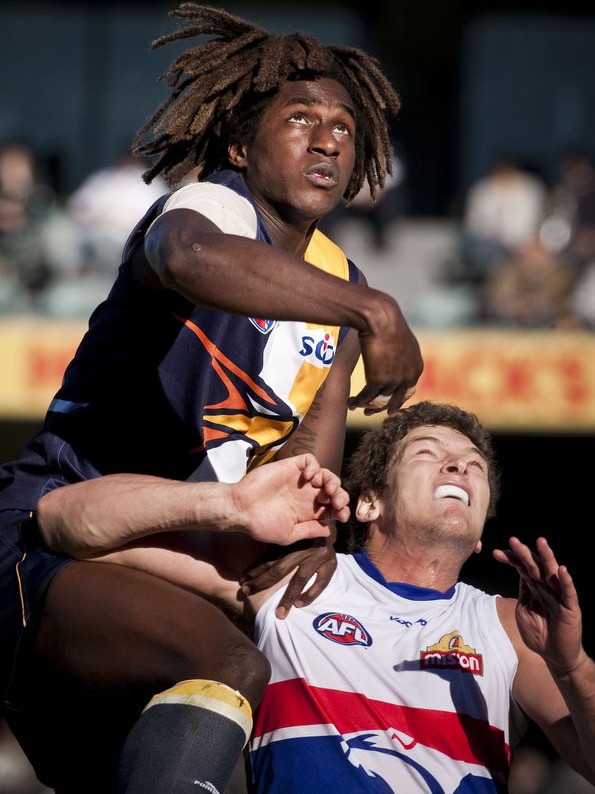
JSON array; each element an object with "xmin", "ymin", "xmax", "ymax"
[{"xmin": 15, "ymin": 511, "xmax": 36, "ymax": 628}]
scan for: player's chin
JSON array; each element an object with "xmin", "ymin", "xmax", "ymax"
[{"xmin": 300, "ymin": 189, "xmax": 343, "ymax": 219}]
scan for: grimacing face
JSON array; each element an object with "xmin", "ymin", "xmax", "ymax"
[{"xmin": 362, "ymin": 425, "xmax": 491, "ymax": 552}]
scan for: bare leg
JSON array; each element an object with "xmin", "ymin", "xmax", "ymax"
[{"xmin": 13, "ymin": 561, "xmax": 269, "ymax": 793}]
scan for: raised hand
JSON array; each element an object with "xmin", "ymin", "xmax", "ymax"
[
  {"xmin": 348, "ymin": 295, "xmax": 423, "ymax": 416},
  {"xmin": 232, "ymin": 453, "xmax": 350, "ymax": 546},
  {"xmin": 493, "ymin": 536, "xmax": 583, "ymax": 674}
]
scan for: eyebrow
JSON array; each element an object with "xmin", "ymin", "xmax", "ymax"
[
  {"xmin": 282, "ymin": 94, "xmax": 355, "ymax": 119},
  {"xmin": 407, "ymin": 433, "xmax": 484, "ymax": 459}
]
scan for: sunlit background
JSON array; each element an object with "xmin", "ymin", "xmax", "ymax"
[{"xmin": 1, "ymin": 2, "xmax": 595, "ymax": 792}]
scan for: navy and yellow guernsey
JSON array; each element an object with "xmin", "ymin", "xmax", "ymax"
[{"xmin": 0, "ymin": 171, "xmax": 358, "ymax": 508}]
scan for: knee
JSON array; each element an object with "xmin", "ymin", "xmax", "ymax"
[{"xmin": 215, "ymin": 640, "xmax": 271, "ymax": 709}]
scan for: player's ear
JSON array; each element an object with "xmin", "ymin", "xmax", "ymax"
[
  {"xmin": 355, "ymin": 493, "xmax": 380, "ymax": 522},
  {"xmin": 228, "ymin": 142, "xmax": 247, "ymax": 168}
]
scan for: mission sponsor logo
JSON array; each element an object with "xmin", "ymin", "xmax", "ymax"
[
  {"xmin": 313, "ymin": 612, "xmax": 372, "ymax": 647},
  {"xmin": 420, "ymin": 630, "xmax": 483, "ymax": 674}
]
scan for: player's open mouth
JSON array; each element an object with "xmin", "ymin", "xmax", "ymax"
[
  {"xmin": 305, "ymin": 163, "xmax": 338, "ymax": 187},
  {"xmin": 434, "ymin": 484, "xmax": 470, "ymax": 506}
]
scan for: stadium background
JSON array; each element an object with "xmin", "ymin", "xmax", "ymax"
[{"xmin": 1, "ymin": 0, "xmax": 595, "ymax": 781}]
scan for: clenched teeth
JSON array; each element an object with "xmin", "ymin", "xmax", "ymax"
[{"xmin": 434, "ymin": 484, "xmax": 469, "ymax": 506}]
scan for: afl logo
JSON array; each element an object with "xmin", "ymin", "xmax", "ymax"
[{"xmin": 313, "ymin": 612, "xmax": 372, "ymax": 647}]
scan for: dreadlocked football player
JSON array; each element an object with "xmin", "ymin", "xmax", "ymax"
[{"xmin": 0, "ymin": 4, "xmax": 422, "ymax": 792}]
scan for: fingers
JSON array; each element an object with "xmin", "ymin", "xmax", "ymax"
[
  {"xmin": 316, "ymin": 478, "xmax": 350, "ymax": 522},
  {"xmin": 274, "ymin": 557, "xmax": 337, "ymax": 619},
  {"xmin": 293, "ymin": 452, "xmax": 322, "ymax": 482},
  {"xmin": 274, "ymin": 572, "xmax": 311, "ymax": 618},
  {"xmin": 367, "ymin": 393, "xmax": 392, "ymax": 410},
  {"xmin": 332, "ymin": 503, "xmax": 351, "ymax": 523},
  {"xmin": 493, "ymin": 537, "xmax": 540, "ymax": 570},
  {"xmin": 304, "ymin": 465, "xmax": 350, "ymax": 521},
  {"xmin": 288, "ymin": 520, "xmax": 332, "ymax": 543},
  {"xmin": 348, "ymin": 384, "xmax": 417, "ymax": 415},
  {"xmin": 239, "ymin": 557, "xmax": 292, "ymax": 596},
  {"xmin": 290, "ymin": 561, "xmax": 335, "ymax": 606},
  {"xmin": 494, "ymin": 537, "xmax": 567, "ymax": 588}
]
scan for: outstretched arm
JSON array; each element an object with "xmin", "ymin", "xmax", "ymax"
[
  {"xmin": 494, "ymin": 536, "xmax": 595, "ymax": 783},
  {"xmin": 37, "ymin": 453, "xmax": 350, "ymax": 559},
  {"xmin": 145, "ymin": 208, "xmax": 423, "ymax": 413}
]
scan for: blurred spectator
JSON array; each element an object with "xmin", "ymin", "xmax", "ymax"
[
  {"xmin": 481, "ymin": 232, "xmax": 579, "ymax": 328},
  {"xmin": 569, "ymin": 258, "xmax": 595, "ymax": 329},
  {"xmin": 461, "ymin": 153, "xmax": 549, "ymax": 277},
  {"xmin": 0, "ymin": 139, "xmax": 57, "ymax": 312},
  {"xmin": 320, "ymin": 143, "xmax": 407, "ymax": 250},
  {"xmin": 67, "ymin": 149, "xmax": 167, "ymax": 277},
  {"xmin": 0, "ymin": 147, "xmax": 170, "ymax": 318},
  {"xmin": 409, "ymin": 257, "xmax": 481, "ymax": 327},
  {"xmin": 540, "ymin": 149, "xmax": 595, "ymax": 271},
  {"xmin": 0, "ymin": 139, "xmax": 123, "ymax": 317}
]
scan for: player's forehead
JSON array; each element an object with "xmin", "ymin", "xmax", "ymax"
[
  {"xmin": 400, "ymin": 425, "xmax": 481, "ymax": 457},
  {"xmin": 271, "ymin": 77, "xmax": 355, "ymax": 115}
]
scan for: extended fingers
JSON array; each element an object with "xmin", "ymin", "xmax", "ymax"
[
  {"xmin": 513, "ymin": 536, "xmax": 564, "ymax": 582},
  {"xmin": 493, "ymin": 537, "xmax": 540, "ymax": 575},
  {"xmin": 349, "ymin": 390, "xmax": 396, "ymax": 416},
  {"xmin": 494, "ymin": 536, "xmax": 566, "ymax": 588},
  {"xmin": 509, "ymin": 537, "xmax": 543, "ymax": 576},
  {"xmin": 367, "ymin": 392, "xmax": 392, "ymax": 410},
  {"xmin": 350, "ymin": 384, "xmax": 417, "ymax": 416}
]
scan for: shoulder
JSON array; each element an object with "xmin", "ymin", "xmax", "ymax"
[
  {"xmin": 495, "ymin": 595, "xmax": 521, "ymax": 643},
  {"xmin": 306, "ymin": 229, "xmax": 363, "ymax": 284},
  {"xmin": 161, "ymin": 181, "xmax": 258, "ymax": 238}
]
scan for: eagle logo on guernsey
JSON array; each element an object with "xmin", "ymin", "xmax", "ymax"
[
  {"xmin": 420, "ymin": 630, "xmax": 483, "ymax": 674},
  {"xmin": 313, "ymin": 612, "xmax": 372, "ymax": 647},
  {"xmin": 249, "ymin": 317, "xmax": 275, "ymax": 334}
]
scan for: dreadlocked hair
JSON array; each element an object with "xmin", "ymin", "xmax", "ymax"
[{"xmin": 133, "ymin": 3, "xmax": 401, "ymax": 200}]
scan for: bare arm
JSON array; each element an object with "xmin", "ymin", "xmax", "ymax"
[
  {"xmin": 242, "ymin": 326, "xmax": 359, "ymax": 614},
  {"xmin": 276, "ymin": 326, "xmax": 360, "ymax": 472},
  {"xmin": 494, "ymin": 537, "xmax": 595, "ymax": 783},
  {"xmin": 37, "ymin": 454, "xmax": 350, "ymax": 560},
  {"xmin": 144, "ymin": 208, "xmax": 423, "ymax": 412}
]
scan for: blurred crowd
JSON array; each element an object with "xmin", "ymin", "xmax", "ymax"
[
  {"xmin": 418, "ymin": 149, "xmax": 595, "ymax": 329},
  {"xmin": 0, "ymin": 139, "xmax": 166, "ymax": 318},
  {"xmin": 2, "ymin": 136, "xmax": 595, "ymax": 330}
]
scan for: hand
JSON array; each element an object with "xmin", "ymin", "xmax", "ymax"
[
  {"xmin": 493, "ymin": 536, "xmax": 583, "ymax": 675},
  {"xmin": 239, "ymin": 535, "xmax": 337, "ymax": 619},
  {"xmin": 231, "ymin": 454, "xmax": 350, "ymax": 546},
  {"xmin": 348, "ymin": 298, "xmax": 423, "ymax": 415}
]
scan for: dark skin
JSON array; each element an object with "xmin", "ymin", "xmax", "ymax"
[
  {"xmin": 136, "ymin": 78, "xmax": 422, "ymax": 603},
  {"xmin": 144, "ymin": 79, "xmax": 422, "ymax": 423},
  {"xmin": 32, "ymin": 455, "xmax": 350, "ymax": 792},
  {"xmin": 31, "ymin": 78, "xmax": 421, "ymax": 791},
  {"xmin": 230, "ymin": 78, "xmax": 357, "ymax": 242}
]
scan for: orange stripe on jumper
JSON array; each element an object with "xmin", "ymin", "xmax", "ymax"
[{"xmin": 182, "ymin": 317, "xmax": 275, "ymax": 406}]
